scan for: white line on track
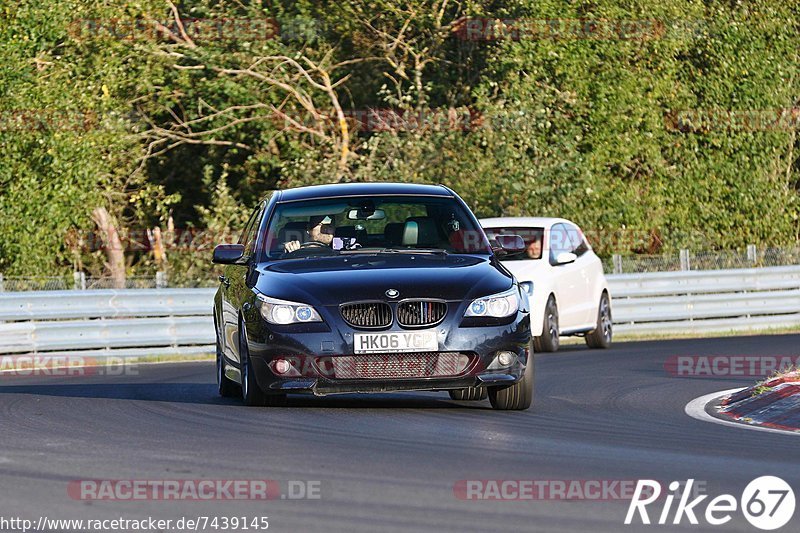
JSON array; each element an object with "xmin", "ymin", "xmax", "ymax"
[{"xmin": 685, "ymin": 388, "xmax": 800, "ymax": 437}]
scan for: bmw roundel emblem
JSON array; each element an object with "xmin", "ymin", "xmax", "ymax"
[{"xmin": 385, "ymin": 288, "xmax": 399, "ymax": 298}]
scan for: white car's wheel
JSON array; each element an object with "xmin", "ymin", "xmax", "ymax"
[
  {"xmin": 534, "ymin": 296, "xmax": 559, "ymax": 352},
  {"xmin": 585, "ymin": 292, "xmax": 612, "ymax": 349}
]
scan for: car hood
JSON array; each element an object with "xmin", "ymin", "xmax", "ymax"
[{"xmin": 254, "ymin": 253, "xmax": 513, "ymax": 304}]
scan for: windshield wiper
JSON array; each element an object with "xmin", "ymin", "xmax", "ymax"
[{"xmin": 379, "ymin": 247, "xmax": 449, "ymax": 254}]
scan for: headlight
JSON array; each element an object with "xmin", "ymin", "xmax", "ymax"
[
  {"xmin": 464, "ymin": 287, "xmax": 520, "ymax": 318},
  {"xmin": 256, "ymin": 294, "xmax": 322, "ymax": 325}
]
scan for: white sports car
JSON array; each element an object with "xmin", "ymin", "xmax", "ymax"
[{"xmin": 481, "ymin": 217, "xmax": 612, "ymax": 352}]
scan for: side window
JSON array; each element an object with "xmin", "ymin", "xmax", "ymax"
[
  {"xmin": 566, "ymin": 223, "xmax": 589, "ymax": 257},
  {"xmin": 575, "ymin": 223, "xmax": 590, "ymax": 257},
  {"xmin": 246, "ymin": 206, "xmax": 267, "ymax": 257},
  {"xmin": 549, "ymin": 223, "xmax": 570, "ymax": 263},
  {"xmin": 239, "ymin": 207, "xmax": 261, "ymax": 255}
]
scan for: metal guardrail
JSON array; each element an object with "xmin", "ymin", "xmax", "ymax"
[
  {"xmin": 0, "ymin": 289, "xmax": 216, "ymax": 355},
  {"xmin": 0, "ymin": 288, "xmax": 215, "ymax": 321},
  {"xmin": 0, "ymin": 265, "xmax": 798, "ymax": 356},
  {"xmin": 608, "ymin": 265, "xmax": 800, "ymax": 335}
]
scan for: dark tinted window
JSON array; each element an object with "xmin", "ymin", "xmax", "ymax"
[
  {"xmin": 261, "ymin": 196, "xmax": 490, "ymax": 260},
  {"xmin": 239, "ymin": 206, "xmax": 262, "ymax": 256}
]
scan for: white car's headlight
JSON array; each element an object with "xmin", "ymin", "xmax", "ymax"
[
  {"xmin": 256, "ymin": 294, "xmax": 322, "ymax": 325},
  {"xmin": 464, "ymin": 287, "xmax": 520, "ymax": 318}
]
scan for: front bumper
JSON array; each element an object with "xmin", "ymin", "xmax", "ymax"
[{"xmin": 242, "ymin": 310, "xmax": 531, "ymax": 396}]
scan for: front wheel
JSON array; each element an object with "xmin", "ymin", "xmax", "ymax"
[
  {"xmin": 216, "ymin": 331, "xmax": 240, "ymax": 397},
  {"xmin": 241, "ymin": 351, "xmax": 267, "ymax": 406},
  {"xmin": 448, "ymin": 386, "xmax": 488, "ymax": 401},
  {"xmin": 488, "ymin": 350, "xmax": 534, "ymax": 411},
  {"xmin": 585, "ymin": 292, "xmax": 612, "ymax": 349}
]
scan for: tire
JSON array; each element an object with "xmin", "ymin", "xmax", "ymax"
[
  {"xmin": 448, "ymin": 386, "xmax": 488, "ymax": 401},
  {"xmin": 534, "ymin": 296, "xmax": 559, "ymax": 352},
  {"xmin": 216, "ymin": 333, "xmax": 240, "ymax": 398},
  {"xmin": 488, "ymin": 348, "xmax": 534, "ymax": 411},
  {"xmin": 585, "ymin": 292, "xmax": 612, "ymax": 349},
  {"xmin": 239, "ymin": 323, "xmax": 286, "ymax": 407}
]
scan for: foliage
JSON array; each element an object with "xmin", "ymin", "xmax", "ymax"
[{"xmin": 0, "ymin": 0, "xmax": 798, "ymax": 280}]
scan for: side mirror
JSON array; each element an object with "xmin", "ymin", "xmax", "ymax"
[
  {"xmin": 213, "ymin": 244, "xmax": 245, "ymax": 264},
  {"xmin": 554, "ymin": 252, "xmax": 577, "ymax": 265},
  {"xmin": 491, "ymin": 234, "xmax": 526, "ymax": 255}
]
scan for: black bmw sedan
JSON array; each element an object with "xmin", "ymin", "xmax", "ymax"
[{"xmin": 212, "ymin": 182, "xmax": 533, "ymax": 410}]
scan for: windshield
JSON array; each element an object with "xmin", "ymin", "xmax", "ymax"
[
  {"xmin": 483, "ymin": 227, "xmax": 545, "ymax": 260},
  {"xmin": 261, "ymin": 195, "xmax": 490, "ymax": 260}
]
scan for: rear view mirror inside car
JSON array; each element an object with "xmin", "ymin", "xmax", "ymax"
[{"xmin": 347, "ymin": 208, "xmax": 386, "ymax": 220}]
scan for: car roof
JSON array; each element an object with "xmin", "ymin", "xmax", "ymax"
[
  {"xmin": 277, "ymin": 182, "xmax": 453, "ymax": 202},
  {"xmin": 479, "ymin": 216, "xmax": 575, "ymax": 229}
]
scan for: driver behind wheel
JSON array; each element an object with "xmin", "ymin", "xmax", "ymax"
[{"xmin": 283, "ymin": 215, "xmax": 334, "ymax": 253}]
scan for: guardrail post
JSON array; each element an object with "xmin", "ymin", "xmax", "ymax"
[
  {"xmin": 156, "ymin": 271, "xmax": 167, "ymax": 289},
  {"xmin": 612, "ymin": 254, "xmax": 623, "ymax": 274},
  {"xmin": 679, "ymin": 249, "xmax": 691, "ymax": 271},
  {"xmin": 747, "ymin": 244, "xmax": 757, "ymax": 263},
  {"xmin": 0, "ymin": 273, "xmax": 4, "ymax": 292},
  {"xmin": 73, "ymin": 271, "xmax": 86, "ymax": 290}
]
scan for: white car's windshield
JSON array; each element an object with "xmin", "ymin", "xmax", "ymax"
[{"xmin": 484, "ymin": 227, "xmax": 545, "ymax": 260}]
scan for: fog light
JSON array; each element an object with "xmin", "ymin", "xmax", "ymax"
[
  {"xmin": 497, "ymin": 351, "xmax": 515, "ymax": 367},
  {"xmin": 453, "ymin": 353, "xmax": 471, "ymax": 374},
  {"xmin": 274, "ymin": 358, "xmax": 291, "ymax": 375}
]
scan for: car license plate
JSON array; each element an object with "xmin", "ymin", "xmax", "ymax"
[{"xmin": 354, "ymin": 330, "xmax": 438, "ymax": 354}]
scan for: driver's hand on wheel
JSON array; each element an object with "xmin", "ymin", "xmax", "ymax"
[{"xmin": 283, "ymin": 240, "xmax": 301, "ymax": 253}]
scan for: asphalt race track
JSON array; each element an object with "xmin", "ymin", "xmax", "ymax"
[{"xmin": 2, "ymin": 334, "xmax": 799, "ymax": 533}]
